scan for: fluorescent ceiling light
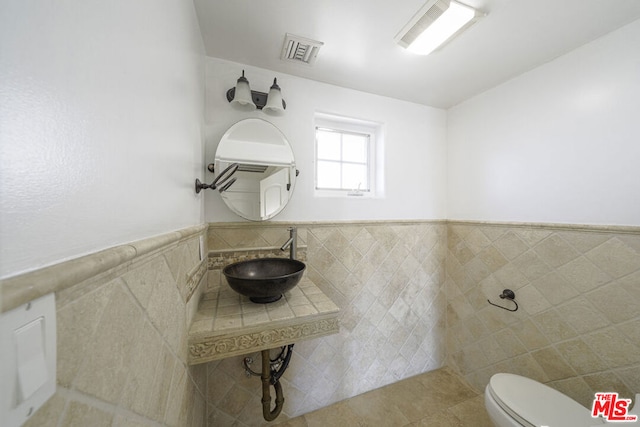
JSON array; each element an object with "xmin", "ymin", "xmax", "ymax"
[{"xmin": 395, "ymin": 0, "xmax": 482, "ymax": 56}]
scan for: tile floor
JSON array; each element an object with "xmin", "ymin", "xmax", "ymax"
[{"xmin": 275, "ymin": 367, "xmax": 494, "ymax": 426}]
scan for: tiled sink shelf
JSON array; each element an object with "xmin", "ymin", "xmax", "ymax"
[{"xmin": 188, "ymin": 274, "xmax": 340, "ymax": 365}]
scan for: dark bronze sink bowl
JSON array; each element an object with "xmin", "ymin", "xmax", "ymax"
[{"xmin": 223, "ymin": 258, "xmax": 306, "ymax": 303}]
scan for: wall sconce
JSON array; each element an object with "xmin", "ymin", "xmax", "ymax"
[{"xmin": 226, "ymin": 71, "xmax": 286, "ymax": 115}]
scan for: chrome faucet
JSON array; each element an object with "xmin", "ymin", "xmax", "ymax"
[{"xmin": 280, "ymin": 227, "xmax": 297, "ymax": 260}]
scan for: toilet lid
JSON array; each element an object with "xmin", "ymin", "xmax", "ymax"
[{"xmin": 488, "ymin": 373, "xmax": 604, "ymax": 427}]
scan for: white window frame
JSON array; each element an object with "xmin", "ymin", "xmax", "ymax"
[{"xmin": 314, "ymin": 112, "xmax": 382, "ymax": 198}]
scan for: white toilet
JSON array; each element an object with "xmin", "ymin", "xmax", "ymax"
[{"xmin": 485, "ymin": 373, "xmax": 639, "ymax": 427}]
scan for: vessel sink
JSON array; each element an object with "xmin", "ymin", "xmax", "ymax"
[{"xmin": 223, "ymin": 258, "xmax": 306, "ymax": 303}]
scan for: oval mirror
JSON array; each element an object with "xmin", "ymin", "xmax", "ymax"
[{"xmin": 214, "ymin": 118, "xmax": 297, "ymax": 221}]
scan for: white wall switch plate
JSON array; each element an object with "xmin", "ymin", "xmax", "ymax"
[{"xmin": 1, "ymin": 293, "xmax": 56, "ymax": 427}]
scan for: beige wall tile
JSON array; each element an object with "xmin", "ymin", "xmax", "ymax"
[
  {"xmin": 555, "ymin": 297, "xmax": 610, "ymax": 334},
  {"xmin": 531, "ymin": 347, "xmax": 576, "ymax": 381},
  {"xmin": 586, "ymin": 238, "xmax": 640, "ymax": 279},
  {"xmin": 153, "ymin": 345, "xmax": 178, "ymax": 422},
  {"xmin": 493, "ymin": 329, "xmax": 527, "ymax": 359},
  {"xmin": 532, "ymin": 309, "xmax": 577, "ymax": 342},
  {"xmin": 587, "ymin": 283, "xmax": 639, "ymax": 324},
  {"xmin": 323, "ymin": 229, "xmax": 351, "ymax": 257},
  {"xmin": 145, "ymin": 258, "xmax": 186, "ymax": 356},
  {"xmin": 478, "ymin": 246, "xmax": 508, "ymax": 272},
  {"xmin": 56, "ymin": 280, "xmax": 117, "ymax": 387},
  {"xmin": 516, "ymin": 229, "xmax": 553, "ymax": 247},
  {"xmin": 493, "ymin": 263, "xmax": 530, "ymax": 290},
  {"xmin": 510, "ymin": 353, "xmax": 549, "ymax": 383},
  {"xmin": 220, "ymin": 384, "xmax": 255, "ymax": 417},
  {"xmin": 479, "ymin": 225, "xmax": 508, "ymax": 242},
  {"xmin": 493, "ymin": 231, "xmax": 530, "ymax": 260},
  {"xmin": 583, "ymin": 372, "xmax": 634, "ymax": 400},
  {"xmin": 164, "ymin": 364, "xmax": 188, "ymax": 426},
  {"xmin": 619, "ymin": 270, "xmax": 640, "ymax": 300},
  {"xmin": 164, "ymin": 243, "xmax": 192, "ymax": 292},
  {"xmin": 533, "ymin": 235, "xmax": 580, "ymax": 268},
  {"xmin": 351, "ymin": 228, "xmax": 376, "ymax": 255},
  {"xmin": 557, "ymin": 231, "xmax": 611, "ymax": 253},
  {"xmin": 463, "ymin": 228, "xmax": 493, "ymax": 255},
  {"xmin": 549, "ymin": 376, "xmax": 595, "ymax": 408},
  {"xmin": 618, "ymin": 318, "xmax": 640, "ymax": 344},
  {"xmin": 557, "ymin": 256, "xmax": 612, "ymax": 292},
  {"xmin": 464, "ymin": 258, "xmax": 492, "ymax": 285},
  {"xmin": 74, "ymin": 284, "xmax": 144, "ymax": 402},
  {"xmin": 37, "ymin": 220, "xmax": 639, "ymax": 426},
  {"xmin": 583, "ymin": 328, "xmax": 640, "ymax": 369},
  {"xmin": 475, "ymin": 305, "xmax": 511, "ymax": 332},
  {"xmin": 122, "ymin": 257, "xmax": 168, "ymax": 309},
  {"xmin": 512, "ymin": 250, "xmax": 552, "ymax": 282},
  {"xmin": 118, "ymin": 321, "xmax": 178, "ymax": 422},
  {"xmin": 5, "ymin": 227, "xmax": 208, "ymax": 427},
  {"xmin": 212, "ymin": 228, "xmax": 270, "ymax": 249},
  {"xmin": 554, "ymin": 339, "xmax": 609, "ymax": 375},
  {"xmin": 619, "ymin": 234, "xmax": 640, "ymax": 253},
  {"xmin": 445, "ymin": 222, "xmax": 640, "ymax": 407},
  {"xmin": 510, "ymin": 319, "xmax": 550, "ymax": 350},
  {"xmin": 614, "ymin": 366, "xmax": 640, "ymax": 397},
  {"xmin": 518, "ymin": 285, "xmax": 552, "ymax": 315},
  {"xmin": 530, "ymin": 272, "xmax": 578, "ymax": 305},
  {"xmin": 205, "ymin": 222, "xmax": 449, "ymax": 423}
]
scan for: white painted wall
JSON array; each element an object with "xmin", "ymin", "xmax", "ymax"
[
  {"xmin": 203, "ymin": 57, "xmax": 448, "ymax": 222},
  {"xmin": 0, "ymin": 1, "xmax": 206, "ymax": 278},
  {"xmin": 447, "ymin": 19, "xmax": 640, "ymax": 226},
  {"xmin": 5, "ymin": 2, "xmax": 633, "ymax": 277}
]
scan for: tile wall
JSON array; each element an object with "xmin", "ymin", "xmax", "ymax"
[
  {"xmin": 446, "ymin": 221, "xmax": 640, "ymax": 408},
  {"xmin": 1, "ymin": 226, "xmax": 209, "ymax": 427},
  {"xmin": 205, "ymin": 221, "xmax": 448, "ymax": 425},
  {"xmin": 5, "ymin": 219, "xmax": 637, "ymax": 426}
]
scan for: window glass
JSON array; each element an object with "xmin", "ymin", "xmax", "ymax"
[
  {"xmin": 342, "ymin": 134, "xmax": 368, "ymax": 163},
  {"xmin": 314, "ymin": 113, "xmax": 380, "ymax": 197},
  {"xmin": 342, "ymin": 163, "xmax": 367, "ymax": 190},
  {"xmin": 316, "ymin": 129, "xmax": 370, "ymax": 191},
  {"xmin": 316, "ymin": 160, "xmax": 341, "ymax": 189},
  {"xmin": 316, "ymin": 130, "xmax": 341, "ymax": 160}
]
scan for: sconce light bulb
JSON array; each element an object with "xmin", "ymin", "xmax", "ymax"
[
  {"xmin": 230, "ymin": 70, "xmax": 256, "ymax": 111},
  {"xmin": 264, "ymin": 77, "xmax": 285, "ymax": 116}
]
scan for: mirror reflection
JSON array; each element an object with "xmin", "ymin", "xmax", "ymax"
[{"xmin": 215, "ymin": 118, "xmax": 297, "ymax": 221}]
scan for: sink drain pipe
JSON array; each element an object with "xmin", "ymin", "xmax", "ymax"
[
  {"xmin": 261, "ymin": 349, "xmax": 284, "ymax": 421},
  {"xmin": 244, "ymin": 344, "xmax": 294, "ymax": 421}
]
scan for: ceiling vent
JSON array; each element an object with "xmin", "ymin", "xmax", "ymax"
[{"xmin": 280, "ymin": 33, "xmax": 324, "ymax": 66}]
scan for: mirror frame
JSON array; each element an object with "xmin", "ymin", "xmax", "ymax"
[{"xmin": 214, "ymin": 118, "xmax": 297, "ymax": 221}]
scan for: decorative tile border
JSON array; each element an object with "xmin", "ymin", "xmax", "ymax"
[
  {"xmin": 185, "ymin": 260, "xmax": 208, "ymax": 303},
  {"xmin": 189, "ymin": 316, "xmax": 340, "ymax": 364},
  {"xmin": 207, "ymin": 247, "xmax": 307, "ymax": 270}
]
